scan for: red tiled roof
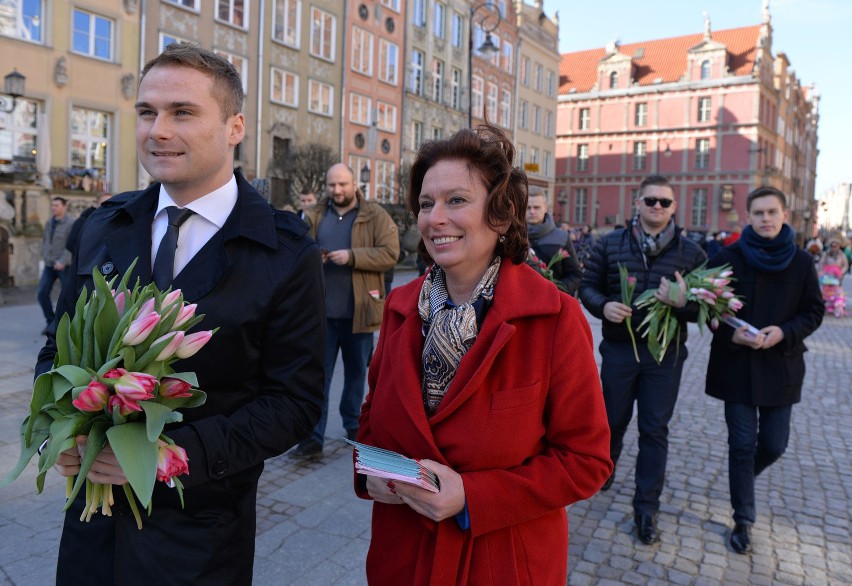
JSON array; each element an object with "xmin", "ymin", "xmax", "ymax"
[{"xmin": 559, "ymin": 25, "xmax": 762, "ymax": 94}]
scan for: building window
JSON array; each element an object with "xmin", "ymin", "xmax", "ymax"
[
  {"xmin": 159, "ymin": 33, "xmax": 192, "ymax": 52},
  {"xmin": 635, "ymin": 102, "xmax": 647, "ymax": 127},
  {"xmin": 273, "ymin": 0, "xmax": 300, "ymax": 47},
  {"xmin": 517, "ymin": 144, "xmax": 525, "ymax": 166},
  {"xmin": 376, "ymin": 101, "xmax": 397, "ymax": 132},
  {"xmin": 380, "ymin": 0, "xmax": 400, "ymax": 12},
  {"xmin": 545, "ymin": 110, "xmax": 554, "ymax": 137},
  {"xmin": 1, "ymin": 0, "xmax": 44, "ymax": 42},
  {"xmin": 696, "ymin": 138, "xmax": 710, "ymax": 169},
  {"xmin": 431, "ymin": 58, "xmax": 444, "ymax": 102},
  {"xmin": 411, "ymin": 121, "xmax": 423, "ymax": 151},
  {"xmin": 215, "ymin": 50, "xmax": 248, "ymax": 94},
  {"xmin": 349, "ymin": 155, "xmax": 370, "ymax": 197},
  {"xmin": 375, "ymin": 160, "xmax": 395, "ymax": 202},
  {"xmin": 217, "ymin": 0, "xmax": 247, "ymax": 28},
  {"xmin": 546, "ymin": 70, "xmax": 556, "ymax": 97},
  {"xmin": 543, "ymin": 151, "xmax": 552, "ymax": 177},
  {"xmin": 633, "ymin": 141, "xmax": 647, "ymax": 170},
  {"xmin": 577, "ymin": 144, "xmax": 589, "ymax": 171},
  {"xmin": 308, "ymin": 79, "xmax": 333, "ymax": 116},
  {"xmin": 700, "ymin": 60, "xmax": 710, "ymax": 80},
  {"xmin": 691, "ymin": 188, "xmax": 707, "ymax": 226},
  {"xmin": 609, "ymin": 71, "xmax": 618, "ymax": 88},
  {"xmin": 270, "ymin": 67, "xmax": 298, "ymax": 107},
  {"xmin": 70, "ymin": 107, "xmax": 110, "ymax": 173},
  {"xmin": 349, "ymin": 92, "xmax": 371, "ymax": 126},
  {"xmin": 0, "ymin": 98, "xmax": 39, "ymax": 163},
  {"xmin": 310, "ymin": 7, "xmax": 335, "ymax": 61},
  {"xmin": 72, "ymin": 9, "xmax": 113, "ymax": 60},
  {"xmin": 502, "ymin": 42, "xmax": 513, "ymax": 74},
  {"xmin": 532, "ymin": 105, "xmax": 541, "ymax": 134},
  {"xmin": 451, "ymin": 11, "xmax": 464, "ymax": 47},
  {"xmin": 432, "ymin": 126, "xmax": 442, "ymax": 140},
  {"xmin": 351, "ymin": 27, "xmax": 373, "ymax": 75},
  {"xmin": 500, "ymin": 89, "xmax": 511, "ymax": 128},
  {"xmin": 433, "ymin": 2, "xmax": 445, "ymax": 39},
  {"xmin": 534, "ymin": 63, "xmax": 543, "ymax": 92},
  {"xmin": 379, "ymin": 40, "xmax": 399, "ymax": 85},
  {"xmin": 518, "ymin": 100, "xmax": 528, "ymax": 129},
  {"xmin": 579, "ymin": 108, "xmax": 590, "ymax": 130},
  {"xmin": 574, "ymin": 188, "xmax": 588, "ymax": 224},
  {"xmin": 165, "ymin": 0, "xmax": 200, "ymax": 7},
  {"xmin": 520, "ymin": 56, "xmax": 530, "ymax": 87},
  {"xmin": 412, "ymin": 0, "xmax": 426, "ymax": 26},
  {"xmin": 472, "ymin": 76, "xmax": 483, "ymax": 119},
  {"xmin": 409, "ymin": 50, "xmax": 425, "ymax": 96},
  {"xmin": 450, "ymin": 67, "xmax": 462, "ymax": 110},
  {"xmin": 486, "ymin": 82, "xmax": 498, "ymax": 119},
  {"xmin": 698, "ymin": 96, "xmax": 711, "ymax": 122}
]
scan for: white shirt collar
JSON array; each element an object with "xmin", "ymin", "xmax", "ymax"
[{"xmin": 155, "ymin": 175, "xmax": 239, "ymax": 228}]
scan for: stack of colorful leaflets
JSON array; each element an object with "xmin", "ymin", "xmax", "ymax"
[{"xmin": 344, "ymin": 439, "xmax": 441, "ymax": 493}]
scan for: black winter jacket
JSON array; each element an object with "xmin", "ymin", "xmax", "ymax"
[
  {"xmin": 528, "ymin": 214, "xmax": 583, "ymax": 295},
  {"xmin": 579, "ymin": 225, "xmax": 707, "ymax": 343}
]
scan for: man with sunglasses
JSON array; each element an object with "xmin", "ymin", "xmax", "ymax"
[{"xmin": 580, "ymin": 175, "xmax": 706, "ymax": 545}]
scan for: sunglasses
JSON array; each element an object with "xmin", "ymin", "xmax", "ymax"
[{"xmin": 642, "ymin": 197, "xmax": 674, "ymax": 208}]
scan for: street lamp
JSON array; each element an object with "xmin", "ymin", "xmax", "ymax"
[
  {"xmin": 468, "ymin": 3, "xmax": 502, "ymax": 128},
  {"xmin": 1, "ymin": 69, "xmax": 26, "ymax": 114},
  {"xmin": 360, "ymin": 163, "xmax": 371, "ymax": 198}
]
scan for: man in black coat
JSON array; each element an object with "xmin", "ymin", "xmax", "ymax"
[
  {"xmin": 705, "ymin": 186, "xmax": 823, "ymax": 554},
  {"xmin": 39, "ymin": 44, "xmax": 325, "ymax": 585},
  {"xmin": 579, "ymin": 175, "xmax": 706, "ymax": 545},
  {"xmin": 526, "ymin": 187, "xmax": 582, "ymax": 295}
]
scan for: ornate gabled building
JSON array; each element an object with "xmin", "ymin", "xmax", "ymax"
[{"xmin": 556, "ymin": 2, "xmax": 819, "ymax": 240}]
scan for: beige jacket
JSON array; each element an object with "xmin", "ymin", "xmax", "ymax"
[{"xmin": 306, "ymin": 195, "xmax": 399, "ymax": 333}]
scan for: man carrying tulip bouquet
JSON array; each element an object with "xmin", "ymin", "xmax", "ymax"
[
  {"xmin": 705, "ymin": 186, "xmax": 823, "ymax": 554},
  {"xmin": 526, "ymin": 187, "xmax": 583, "ymax": 296},
  {"xmin": 579, "ymin": 175, "xmax": 706, "ymax": 545},
  {"xmin": 36, "ymin": 44, "xmax": 325, "ymax": 585}
]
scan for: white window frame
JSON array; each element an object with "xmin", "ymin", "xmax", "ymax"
[
  {"xmin": 1, "ymin": 0, "xmax": 44, "ymax": 42},
  {"xmin": 500, "ymin": 89, "xmax": 511, "ymax": 128},
  {"xmin": 308, "ymin": 79, "xmax": 334, "ymax": 117},
  {"xmin": 375, "ymin": 160, "xmax": 395, "ymax": 202},
  {"xmin": 159, "ymin": 32, "xmax": 192, "ymax": 53},
  {"xmin": 72, "ymin": 9, "xmax": 114, "ymax": 61},
  {"xmin": 411, "ymin": 121, "xmax": 423, "ymax": 151},
  {"xmin": 579, "ymin": 108, "xmax": 590, "ymax": 130},
  {"xmin": 518, "ymin": 100, "xmax": 528, "ymax": 129},
  {"xmin": 310, "ymin": 6, "xmax": 335, "ymax": 62},
  {"xmin": 413, "ymin": 0, "xmax": 426, "ymax": 26},
  {"xmin": 502, "ymin": 42, "xmax": 513, "ymax": 75},
  {"xmin": 532, "ymin": 105, "xmax": 541, "ymax": 133},
  {"xmin": 577, "ymin": 144, "xmax": 589, "ymax": 171},
  {"xmin": 70, "ymin": 106, "xmax": 110, "ymax": 173},
  {"xmin": 451, "ymin": 11, "xmax": 464, "ymax": 48},
  {"xmin": 635, "ymin": 102, "xmax": 647, "ymax": 127},
  {"xmin": 270, "ymin": 67, "xmax": 299, "ymax": 108},
  {"xmin": 431, "ymin": 58, "xmax": 444, "ymax": 103},
  {"xmin": 349, "ymin": 155, "xmax": 371, "ymax": 198},
  {"xmin": 534, "ymin": 63, "xmax": 543, "ymax": 92},
  {"xmin": 633, "ymin": 141, "xmax": 647, "ymax": 170},
  {"xmin": 450, "ymin": 67, "xmax": 462, "ymax": 110},
  {"xmin": 543, "ymin": 151, "xmax": 552, "ymax": 177},
  {"xmin": 486, "ymin": 82, "xmax": 497, "ymax": 119},
  {"xmin": 376, "ymin": 101, "xmax": 397, "ymax": 132},
  {"xmin": 216, "ymin": 0, "xmax": 248, "ymax": 29},
  {"xmin": 215, "ymin": 50, "xmax": 248, "ymax": 94},
  {"xmin": 472, "ymin": 76, "xmax": 484, "ymax": 119},
  {"xmin": 520, "ymin": 56, "xmax": 530, "ymax": 87},
  {"xmin": 545, "ymin": 110, "xmax": 554, "ymax": 137},
  {"xmin": 410, "ymin": 50, "xmax": 424, "ymax": 95},
  {"xmin": 380, "ymin": 0, "xmax": 400, "ymax": 12},
  {"xmin": 432, "ymin": 126, "xmax": 443, "ymax": 140},
  {"xmin": 546, "ymin": 70, "xmax": 556, "ymax": 97},
  {"xmin": 351, "ymin": 27, "xmax": 373, "ymax": 76},
  {"xmin": 164, "ymin": 0, "xmax": 200, "ymax": 10},
  {"xmin": 691, "ymin": 188, "xmax": 708, "ymax": 226},
  {"xmin": 0, "ymin": 98, "xmax": 40, "ymax": 161},
  {"xmin": 574, "ymin": 188, "xmax": 588, "ymax": 224},
  {"xmin": 698, "ymin": 96, "xmax": 711, "ymax": 122},
  {"xmin": 696, "ymin": 138, "xmax": 711, "ymax": 169},
  {"xmin": 433, "ymin": 2, "xmax": 446, "ymax": 39},
  {"xmin": 379, "ymin": 39, "xmax": 399, "ymax": 85},
  {"xmin": 349, "ymin": 92, "xmax": 371, "ymax": 126},
  {"xmin": 517, "ymin": 144, "xmax": 525, "ymax": 167},
  {"xmin": 273, "ymin": 0, "xmax": 301, "ymax": 48}
]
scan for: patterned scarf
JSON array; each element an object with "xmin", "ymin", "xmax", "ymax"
[
  {"xmin": 418, "ymin": 257, "xmax": 501, "ymax": 415},
  {"xmin": 632, "ymin": 216, "xmax": 677, "ymax": 257}
]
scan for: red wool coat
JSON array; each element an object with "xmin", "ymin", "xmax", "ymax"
[{"xmin": 356, "ymin": 260, "xmax": 612, "ymax": 585}]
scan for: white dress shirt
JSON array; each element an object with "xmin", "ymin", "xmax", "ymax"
[{"xmin": 150, "ymin": 176, "xmax": 239, "ymax": 278}]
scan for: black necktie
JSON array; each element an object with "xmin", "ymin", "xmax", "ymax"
[{"xmin": 152, "ymin": 207, "xmax": 194, "ymax": 289}]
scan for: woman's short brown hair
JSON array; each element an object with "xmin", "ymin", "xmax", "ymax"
[{"xmin": 407, "ymin": 123, "xmax": 529, "ymax": 265}]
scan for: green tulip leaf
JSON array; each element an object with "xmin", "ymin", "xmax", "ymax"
[
  {"xmin": 55, "ymin": 365, "xmax": 93, "ymax": 388},
  {"xmin": 141, "ymin": 401, "xmax": 173, "ymax": 443},
  {"xmin": 95, "ymin": 355, "xmax": 124, "ymax": 377},
  {"xmin": 25, "ymin": 373, "xmax": 55, "ymax": 444},
  {"xmin": 107, "ymin": 423, "xmax": 158, "ymax": 508},
  {"xmin": 0, "ymin": 413, "xmax": 52, "ymax": 488}
]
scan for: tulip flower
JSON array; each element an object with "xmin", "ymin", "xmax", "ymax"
[
  {"xmin": 138, "ymin": 297, "xmax": 156, "ymax": 318},
  {"xmin": 721, "ymin": 291, "xmax": 734, "ymax": 299},
  {"xmin": 153, "ymin": 331, "xmax": 185, "ymax": 362},
  {"xmin": 72, "ymin": 381, "xmax": 111, "ymax": 412},
  {"xmin": 720, "ymin": 270, "xmax": 733, "ymax": 278},
  {"xmin": 107, "ymin": 394, "xmax": 143, "ymax": 416},
  {"xmin": 113, "ymin": 291, "xmax": 126, "ymax": 316},
  {"xmin": 158, "ymin": 377, "xmax": 193, "ymax": 399},
  {"xmin": 173, "ymin": 304, "xmax": 197, "ymax": 329},
  {"xmin": 122, "ymin": 312, "xmax": 161, "ymax": 346},
  {"xmin": 103, "ymin": 367, "xmax": 127, "ymax": 379},
  {"xmin": 156, "ymin": 444, "xmax": 189, "ymax": 485},
  {"xmin": 558, "ymin": 248, "xmax": 569, "ymax": 259},
  {"xmin": 114, "ymin": 371, "xmax": 157, "ymax": 401},
  {"xmin": 627, "ymin": 276, "xmax": 636, "ymax": 286},
  {"xmin": 728, "ymin": 298, "xmax": 744, "ymax": 312},
  {"xmin": 175, "ymin": 331, "xmax": 213, "ymax": 359},
  {"xmin": 162, "ymin": 290, "xmax": 183, "ymax": 308},
  {"xmin": 710, "ymin": 317, "xmax": 720, "ymax": 331}
]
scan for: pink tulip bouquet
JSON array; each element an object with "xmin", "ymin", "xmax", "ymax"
[
  {"xmin": 526, "ymin": 248, "xmax": 570, "ymax": 292},
  {"xmin": 632, "ymin": 263, "xmax": 744, "ymax": 364},
  {"xmin": 1, "ymin": 260, "xmax": 213, "ymax": 529}
]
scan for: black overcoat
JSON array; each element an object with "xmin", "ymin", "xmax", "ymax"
[
  {"xmin": 37, "ymin": 173, "xmax": 325, "ymax": 585},
  {"xmin": 705, "ymin": 242, "xmax": 824, "ymax": 406}
]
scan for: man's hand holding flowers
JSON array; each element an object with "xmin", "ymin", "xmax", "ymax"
[{"xmin": 654, "ymin": 271, "xmax": 687, "ymax": 308}]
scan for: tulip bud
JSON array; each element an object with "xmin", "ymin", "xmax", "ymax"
[
  {"xmin": 162, "ymin": 290, "xmax": 183, "ymax": 307},
  {"xmin": 728, "ymin": 298, "xmax": 743, "ymax": 312},
  {"xmin": 710, "ymin": 317, "xmax": 720, "ymax": 331},
  {"xmin": 173, "ymin": 304, "xmax": 197, "ymax": 329},
  {"xmin": 114, "ymin": 371, "xmax": 158, "ymax": 401},
  {"xmin": 158, "ymin": 377, "xmax": 193, "ymax": 399},
  {"xmin": 107, "ymin": 394, "xmax": 143, "ymax": 416},
  {"xmin": 122, "ymin": 312, "xmax": 161, "ymax": 346},
  {"xmin": 72, "ymin": 381, "xmax": 111, "ymax": 412},
  {"xmin": 175, "ymin": 330, "xmax": 213, "ymax": 359},
  {"xmin": 720, "ymin": 270, "xmax": 733, "ymax": 278},
  {"xmin": 153, "ymin": 331, "xmax": 185, "ymax": 362},
  {"xmin": 627, "ymin": 276, "xmax": 636, "ymax": 286},
  {"xmin": 113, "ymin": 291, "xmax": 126, "ymax": 316},
  {"xmin": 559, "ymin": 248, "xmax": 569, "ymax": 259},
  {"xmin": 103, "ymin": 367, "xmax": 127, "ymax": 379},
  {"xmin": 157, "ymin": 444, "xmax": 189, "ymax": 486},
  {"xmin": 138, "ymin": 298, "xmax": 156, "ymax": 318}
]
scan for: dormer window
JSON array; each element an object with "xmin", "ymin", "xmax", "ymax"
[
  {"xmin": 609, "ymin": 71, "xmax": 618, "ymax": 88},
  {"xmin": 700, "ymin": 60, "xmax": 711, "ymax": 80}
]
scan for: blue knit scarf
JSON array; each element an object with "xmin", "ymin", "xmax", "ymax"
[{"xmin": 738, "ymin": 224, "xmax": 796, "ymax": 272}]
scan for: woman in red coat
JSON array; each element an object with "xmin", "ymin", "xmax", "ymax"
[{"xmin": 355, "ymin": 124, "xmax": 612, "ymax": 584}]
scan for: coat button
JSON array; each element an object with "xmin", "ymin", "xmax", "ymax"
[{"xmin": 212, "ymin": 459, "xmax": 229, "ymax": 476}]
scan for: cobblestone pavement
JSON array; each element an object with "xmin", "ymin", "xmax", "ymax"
[{"xmin": 0, "ymin": 273, "xmax": 849, "ymax": 585}]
